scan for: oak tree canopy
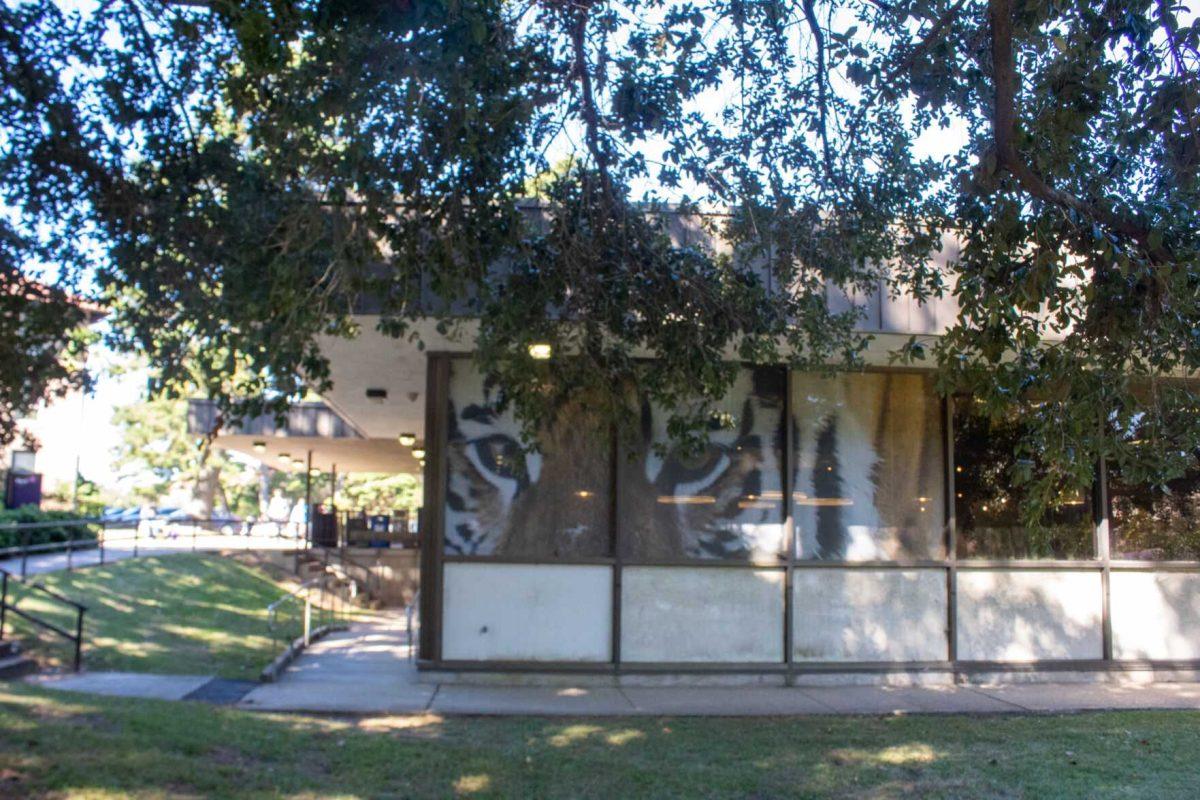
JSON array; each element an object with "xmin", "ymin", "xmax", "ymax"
[{"xmin": 2, "ymin": 0, "xmax": 1197, "ymax": 521}]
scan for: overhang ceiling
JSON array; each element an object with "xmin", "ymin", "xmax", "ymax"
[
  {"xmin": 215, "ymin": 434, "xmax": 419, "ymax": 474},
  {"xmin": 315, "ymin": 317, "xmax": 473, "ymax": 442}
]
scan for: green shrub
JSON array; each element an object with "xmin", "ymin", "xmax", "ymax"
[{"xmin": 0, "ymin": 507, "xmax": 97, "ymax": 550}]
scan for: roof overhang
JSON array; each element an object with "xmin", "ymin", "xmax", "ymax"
[
  {"xmin": 188, "ymin": 398, "xmax": 419, "ymax": 474},
  {"xmin": 214, "ymin": 434, "xmax": 418, "ymax": 474}
]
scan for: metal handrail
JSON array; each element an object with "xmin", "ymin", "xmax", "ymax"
[
  {"xmin": 315, "ymin": 548, "xmax": 383, "ymax": 601},
  {"xmin": 266, "ymin": 576, "xmax": 325, "ymax": 617},
  {"xmin": 406, "ymin": 588, "xmax": 420, "ymax": 662},
  {"xmin": 267, "ymin": 579, "xmax": 326, "ymax": 648},
  {"xmin": 0, "ymin": 516, "xmax": 308, "ymax": 577},
  {"xmin": 0, "ymin": 514, "xmax": 302, "ymax": 531},
  {"xmin": 266, "ymin": 569, "xmax": 363, "ymax": 648},
  {"xmin": 0, "ymin": 519, "xmax": 102, "ymax": 532},
  {"xmin": 0, "ymin": 568, "xmax": 87, "ymax": 671}
]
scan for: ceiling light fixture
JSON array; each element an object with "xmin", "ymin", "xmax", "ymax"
[
  {"xmin": 528, "ymin": 343, "xmax": 552, "ymax": 360},
  {"xmin": 398, "ymin": 433, "xmax": 416, "ymax": 447},
  {"xmin": 252, "ymin": 441, "xmax": 267, "ymax": 453}
]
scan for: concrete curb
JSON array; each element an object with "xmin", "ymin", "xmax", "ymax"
[{"xmin": 260, "ymin": 624, "xmax": 348, "ymax": 683}]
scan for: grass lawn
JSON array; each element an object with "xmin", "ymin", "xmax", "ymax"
[
  {"xmin": 5, "ymin": 554, "xmax": 303, "ymax": 680},
  {"xmin": 1, "ymin": 683, "xmax": 1198, "ymax": 799}
]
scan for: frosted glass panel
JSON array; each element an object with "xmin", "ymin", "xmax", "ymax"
[
  {"xmin": 621, "ymin": 567, "xmax": 785, "ymax": 662},
  {"xmin": 443, "ymin": 563, "xmax": 612, "ymax": 661},
  {"xmin": 444, "ymin": 361, "xmax": 611, "ymax": 557},
  {"xmin": 956, "ymin": 570, "xmax": 1103, "ymax": 661},
  {"xmin": 792, "ymin": 569, "xmax": 948, "ymax": 661},
  {"xmin": 792, "ymin": 372, "xmax": 945, "ymax": 560},
  {"xmin": 1110, "ymin": 572, "xmax": 1200, "ymax": 660},
  {"xmin": 618, "ymin": 367, "xmax": 786, "ymax": 560}
]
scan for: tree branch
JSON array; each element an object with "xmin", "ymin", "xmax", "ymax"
[
  {"xmin": 988, "ymin": 0, "xmax": 1171, "ymax": 263},
  {"xmin": 131, "ymin": 1, "xmax": 201, "ymax": 155},
  {"xmin": 567, "ymin": 3, "xmax": 612, "ymax": 196},
  {"xmin": 885, "ymin": 0, "xmax": 967, "ymax": 84},
  {"xmin": 1156, "ymin": 0, "xmax": 1200, "ymax": 162},
  {"xmin": 800, "ymin": 0, "xmax": 835, "ymax": 180}
]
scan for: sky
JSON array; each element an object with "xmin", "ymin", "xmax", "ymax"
[{"xmin": 17, "ymin": 331, "xmax": 146, "ymax": 495}]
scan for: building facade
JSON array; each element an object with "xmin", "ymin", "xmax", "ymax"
[
  {"xmin": 273, "ymin": 214, "xmax": 1200, "ymax": 684},
  {"xmin": 415, "ymin": 351, "xmax": 1200, "ymax": 683}
]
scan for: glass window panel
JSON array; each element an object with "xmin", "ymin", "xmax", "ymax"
[
  {"xmin": 1109, "ymin": 466, "xmax": 1200, "ymax": 561},
  {"xmin": 954, "ymin": 400, "xmax": 1093, "ymax": 559},
  {"xmin": 617, "ymin": 367, "xmax": 786, "ymax": 561},
  {"xmin": 792, "ymin": 372, "xmax": 946, "ymax": 561},
  {"xmin": 443, "ymin": 361, "xmax": 612, "ymax": 558}
]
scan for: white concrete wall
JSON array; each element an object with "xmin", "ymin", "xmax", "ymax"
[
  {"xmin": 442, "ymin": 563, "xmax": 612, "ymax": 661},
  {"xmin": 621, "ymin": 567, "xmax": 785, "ymax": 663},
  {"xmin": 792, "ymin": 569, "xmax": 947, "ymax": 661},
  {"xmin": 956, "ymin": 570, "xmax": 1103, "ymax": 661},
  {"xmin": 1111, "ymin": 571, "xmax": 1200, "ymax": 661}
]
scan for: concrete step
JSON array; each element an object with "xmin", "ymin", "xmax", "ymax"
[{"xmin": 0, "ymin": 654, "xmax": 36, "ymax": 680}]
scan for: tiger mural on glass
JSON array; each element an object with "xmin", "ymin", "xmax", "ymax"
[
  {"xmin": 443, "ymin": 364, "xmax": 786, "ymax": 561},
  {"xmin": 791, "ymin": 372, "xmax": 944, "ymax": 561},
  {"xmin": 443, "ymin": 364, "xmax": 613, "ymax": 558},
  {"xmin": 616, "ymin": 367, "xmax": 787, "ymax": 561},
  {"xmin": 442, "ymin": 364, "xmax": 941, "ymax": 562}
]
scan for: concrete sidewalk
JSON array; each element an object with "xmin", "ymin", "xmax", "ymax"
[
  {"xmin": 244, "ymin": 674, "xmax": 1200, "ymax": 716},
  {"xmin": 29, "ymin": 669, "xmax": 1200, "ymax": 716},
  {"xmin": 239, "ymin": 617, "xmax": 436, "ymax": 714},
  {"xmin": 26, "ymin": 616, "xmax": 1200, "ymax": 717}
]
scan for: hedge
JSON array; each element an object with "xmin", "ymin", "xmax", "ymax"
[{"xmin": 0, "ymin": 507, "xmax": 98, "ymax": 550}]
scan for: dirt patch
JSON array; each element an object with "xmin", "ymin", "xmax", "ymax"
[{"xmin": 0, "ymin": 767, "xmax": 28, "ymax": 792}]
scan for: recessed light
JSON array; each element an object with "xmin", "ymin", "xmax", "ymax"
[
  {"xmin": 252, "ymin": 441, "xmax": 266, "ymax": 453},
  {"xmin": 398, "ymin": 433, "xmax": 416, "ymax": 447}
]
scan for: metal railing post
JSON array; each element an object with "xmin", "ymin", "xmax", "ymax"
[
  {"xmin": 134, "ymin": 523, "xmax": 139, "ymax": 559},
  {"xmin": 99, "ymin": 521, "xmax": 106, "ymax": 566},
  {"xmin": 20, "ymin": 530, "xmax": 28, "ymax": 579},
  {"xmin": 73, "ymin": 607, "xmax": 86, "ymax": 671},
  {"xmin": 303, "ymin": 595, "xmax": 312, "ymax": 647},
  {"xmin": 192, "ymin": 521, "xmax": 197, "ymax": 553},
  {"xmin": 66, "ymin": 535, "xmax": 73, "ymax": 571},
  {"xmin": 0, "ymin": 566, "xmax": 88, "ymax": 670}
]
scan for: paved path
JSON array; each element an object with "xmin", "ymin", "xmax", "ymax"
[
  {"xmin": 29, "ymin": 616, "xmax": 1200, "ymax": 716},
  {"xmin": 29, "ymin": 672, "xmax": 258, "ymax": 704},
  {"xmin": 239, "ymin": 617, "xmax": 435, "ymax": 714},
  {"xmin": 249, "ymin": 670, "xmax": 1200, "ymax": 717},
  {"xmin": 0, "ymin": 531, "xmax": 301, "ymax": 577}
]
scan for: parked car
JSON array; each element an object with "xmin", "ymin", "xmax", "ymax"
[
  {"xmin": 161, "ymin": 508, "xmax": 241, "ymax": 536},
  {"xmin": 101, "ymin": 507, "xmax": 143, "ymax": 525}
]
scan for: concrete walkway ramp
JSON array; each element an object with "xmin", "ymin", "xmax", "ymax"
[
  {"xmin": 30, "ymin": 644, "xmax": 1200, "ymax": 716},
  {"xmin": 239, "ymin": 616, "xmax": 436, "ymax": 714}
]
